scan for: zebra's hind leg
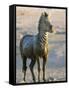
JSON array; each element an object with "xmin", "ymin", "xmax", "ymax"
[
  {"xmin": 22, "ymin": 56, "xmax": 27, "ymax": 81},
  {"xmin": 29, "ymin": 58, "xmax": 36, "ymax": 82}
]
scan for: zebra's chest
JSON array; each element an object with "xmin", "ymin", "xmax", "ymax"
[
  {"xmin": 33, "ymin": 38, "xmax": 48, "ymax": 57},
  {"xmin": 34, "ymin": 45, "xmax": 48, "ymax": 57}
]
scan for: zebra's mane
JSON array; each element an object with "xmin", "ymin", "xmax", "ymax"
[{"xmin": 38, "ymin": 12, "xmax": 48, "ymax": 32}]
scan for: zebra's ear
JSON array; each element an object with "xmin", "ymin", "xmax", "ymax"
[{"xmin": 44, "ymin": 12, "xmax": 48, "ymax": 17}]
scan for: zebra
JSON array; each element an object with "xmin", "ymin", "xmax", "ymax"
[{"xmin": 20, "ymin": 12, "xmax": 54, "ymax": 82}]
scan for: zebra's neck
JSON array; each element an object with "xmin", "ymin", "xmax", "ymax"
[{"xmin": 38, "ymin": 32, "xmax": 48, "ymax": 48}]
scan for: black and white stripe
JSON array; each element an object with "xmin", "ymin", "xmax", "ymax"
[{"xmin": 38, "ymin": 32, "xmax": 48, "ymax": 49}]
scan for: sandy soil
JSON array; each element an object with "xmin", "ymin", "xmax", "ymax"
[{"xmin": 16, "ymin": 67, "xmax": 66, "ymax": 83}]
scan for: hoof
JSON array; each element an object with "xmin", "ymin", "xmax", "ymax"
[
  {"xmin": 43, "ymin": 79, "xmax": 46, "ymax": 82},
  {"xmin": 33, "ymin": 79, "xmax": 36, "ymax": 82},
  {"xmin": 38, "ymin": 79, "xmax": 40, "ymax": 82},
  {"xmin": 23, "ymin": 78, "xmax": 25, "ymax": 82}
]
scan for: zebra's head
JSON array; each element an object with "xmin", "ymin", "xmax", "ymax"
[{"xmin": 38, "ymin": 12, "xmax": 54, "ymax": 33}]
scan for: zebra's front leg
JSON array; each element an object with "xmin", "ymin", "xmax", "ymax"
[
  {"xmin": 29, "ymin": 58, "xmax": 36, "ymax": 82},
  {"xmin": 37, "ymin": 58, "xmax": 40, "ymax": 82},
  {"xmin": 43, "ymin": 56, "xmax": 47, "ymax": 82}
]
